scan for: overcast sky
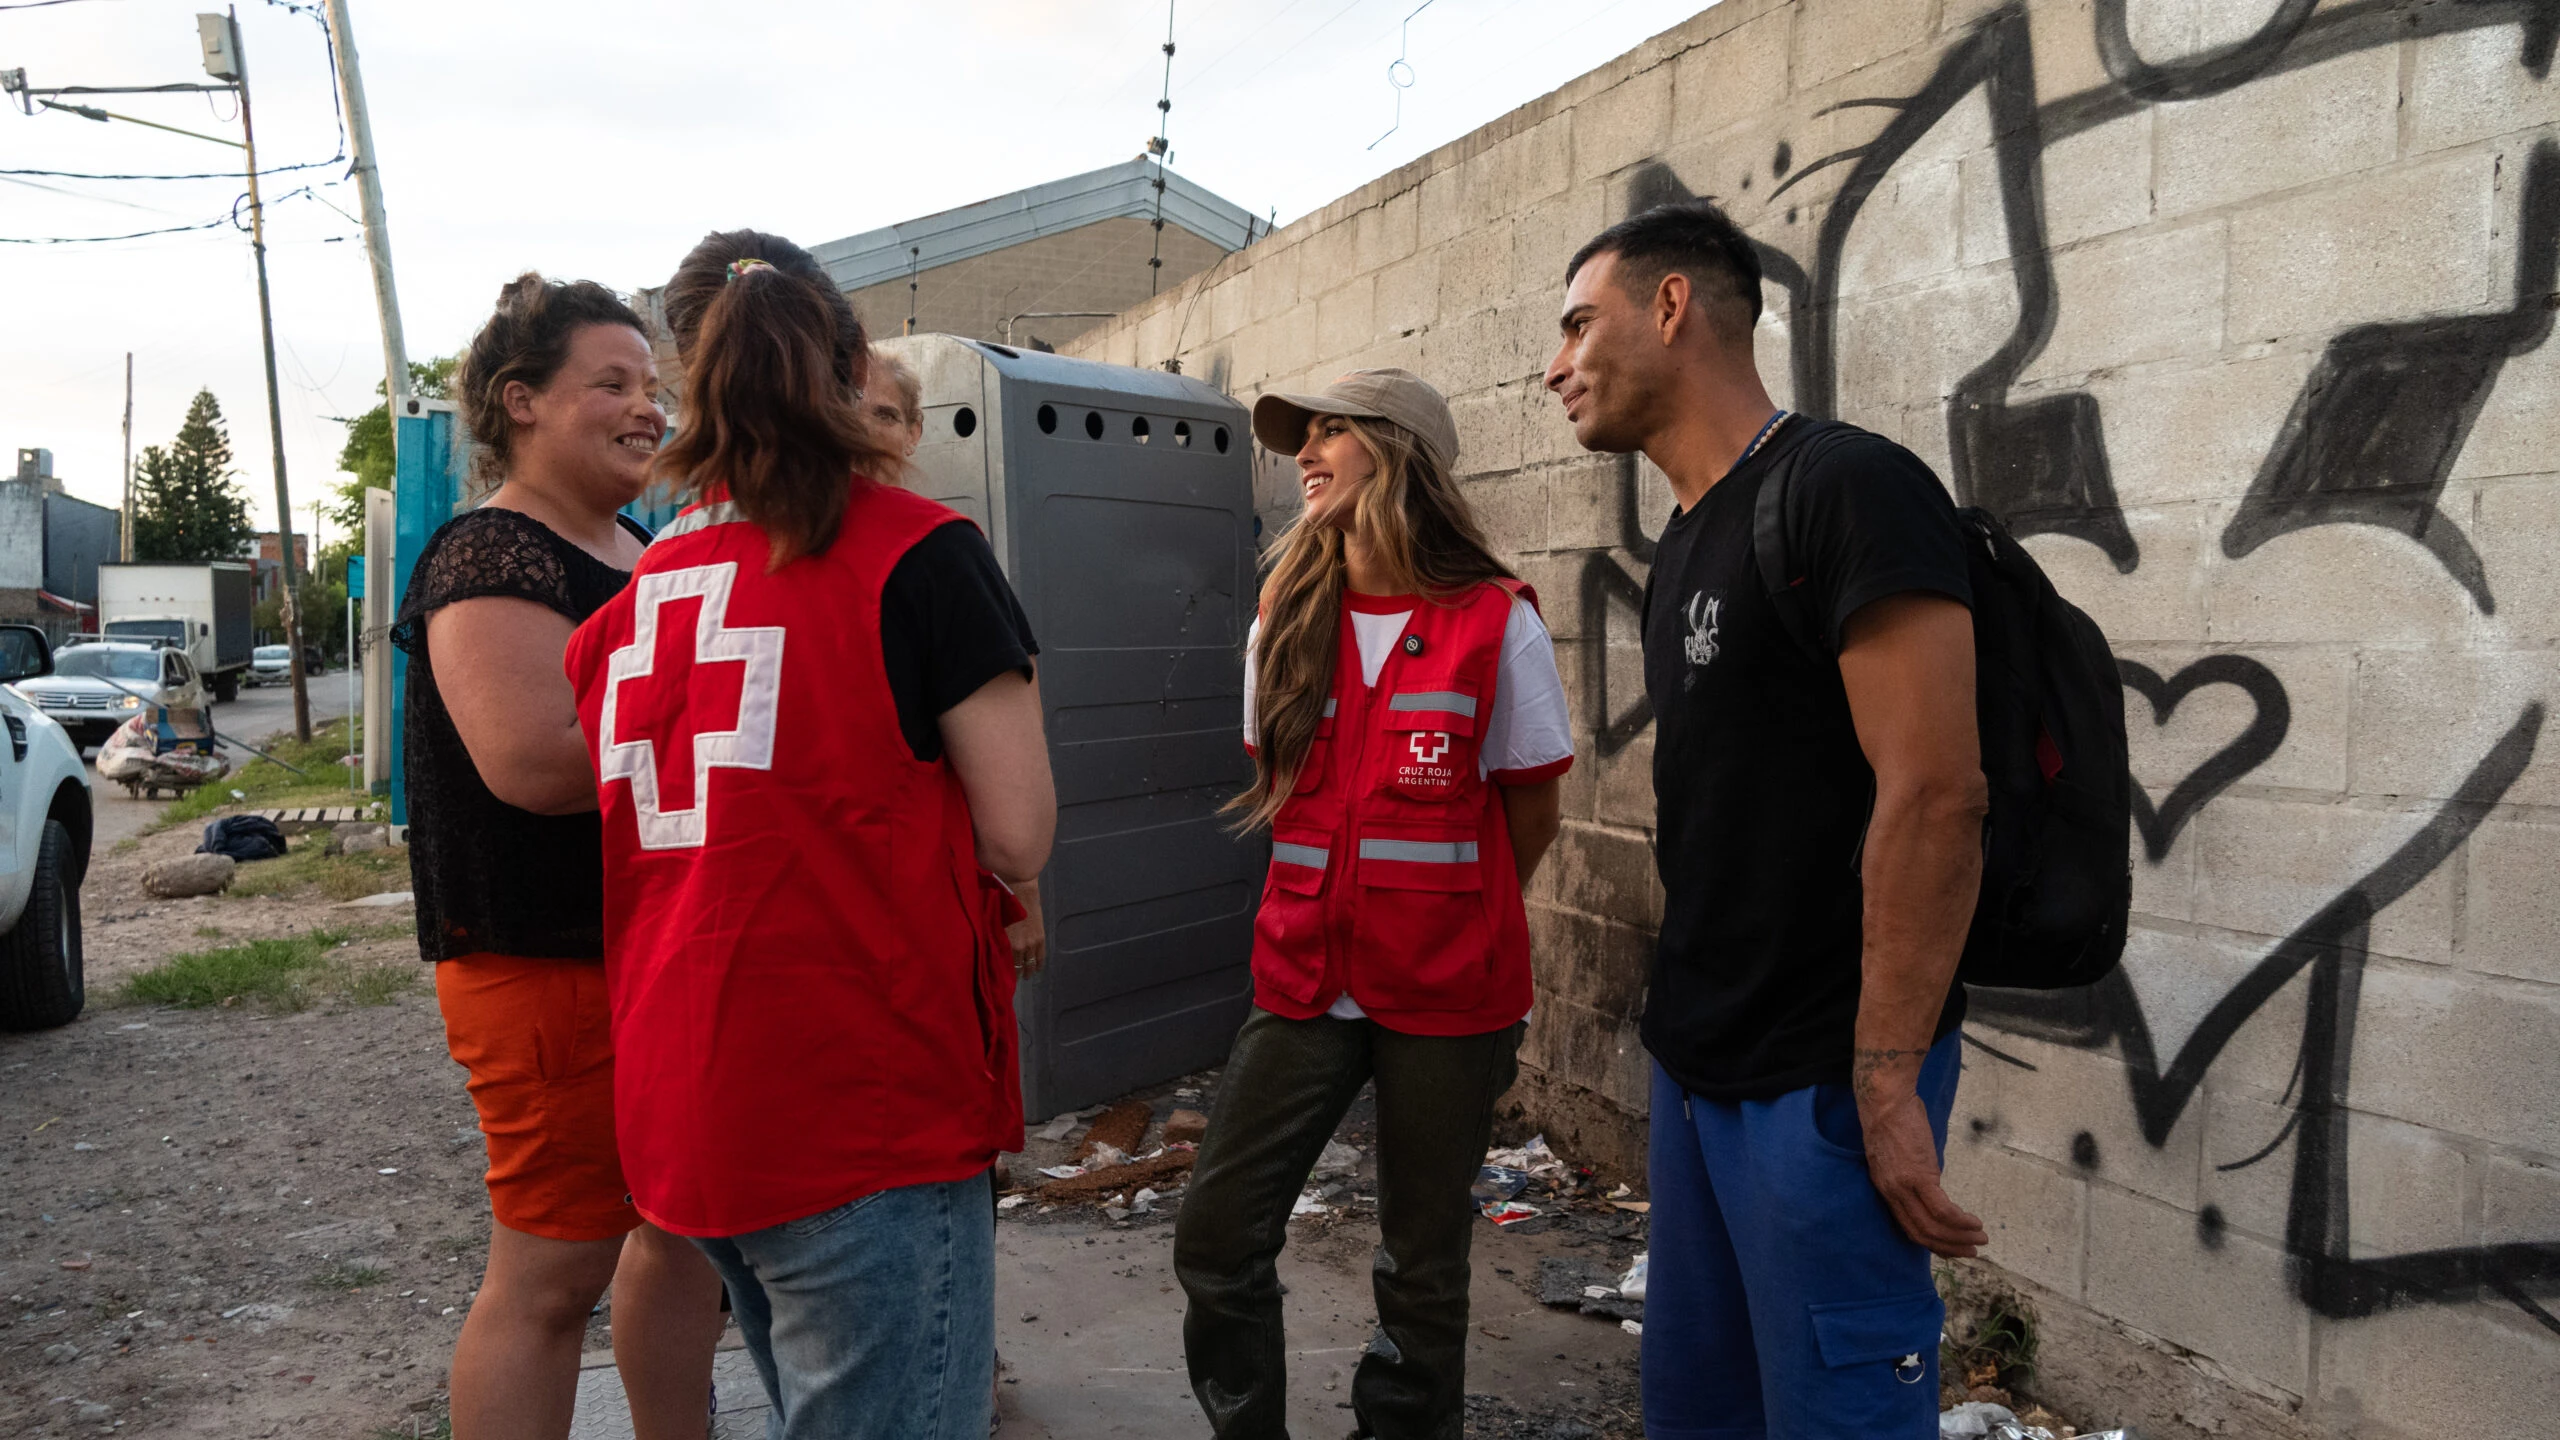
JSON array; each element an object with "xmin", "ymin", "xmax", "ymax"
[{"xmin": 1, "ymin": 0, "xmax": 1716, "ymax": 542}]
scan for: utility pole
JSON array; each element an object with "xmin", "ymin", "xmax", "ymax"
[
  {"xmin": 322, "ymin": 0, "xmax": 409, "ymax": 419},
  {"xmin": 220, "ymin": 7, "xmax": 312, "ymax": 742},
  {"xmin": 119, "ymin": 353, "xmax": 133, "ymax": 562}
]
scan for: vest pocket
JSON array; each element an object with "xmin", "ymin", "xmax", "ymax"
[
  {"xmin": 1380, "ymin": 684, "xmax": 1480, "ymax": 801},
  {"xmin": 1289, "ymin": 703, "xmax": 1338, "ymax": 796},
  {"xmin": 1251, "ymin": 831, "xmax": 1332, "ymax": 1005},
  {"xmin": 1348, "ymin": 829, "xmax": 1490, "ymax": 1010}
]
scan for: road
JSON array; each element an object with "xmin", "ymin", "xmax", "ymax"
[{"xmin": 84, "ymin": 668, "xmax": 362, "ymax": 850}]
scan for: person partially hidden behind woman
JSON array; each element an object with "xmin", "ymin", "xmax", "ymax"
[
  {"xmin": 392, "ymin": 274, "xmax": 726, "ymax": 1440},
  {"xmin": 1175, "ymin": 369, "xmax": 1575, "ymax": 1439},
  {"xmin": 565, "ymin": 230, "xmax": 1055, "ymax": 1440}
]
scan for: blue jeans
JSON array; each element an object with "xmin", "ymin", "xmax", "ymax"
[
  {"xmin": 1641, "ymin": 1033, "xmax": 1962, "ymax": 1439},
  {"xmin": 690, "ymin": 1172, "xmax": 995, "ymax": 1440}
]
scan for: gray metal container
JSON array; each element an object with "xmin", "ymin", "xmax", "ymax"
[{"xmin": 879, "ymin": 335, "xmax": 1265, "ymax": 1123}]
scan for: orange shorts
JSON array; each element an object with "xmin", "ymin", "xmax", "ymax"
[{"xmin": 436, "ymin": 954, "xmax": 641, "ymax": 1243}]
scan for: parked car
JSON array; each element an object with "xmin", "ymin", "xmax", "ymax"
[
  {"xmin": 247, "ymin": 644, "xmax": 292, "ymax": 688},
  {"xmin": 12, "ymin": 642, "xmax": 202, "ymax": 750},
  {"xmin": 0, "ymin": 624, "xmax": 94, "ymax": 1029}
]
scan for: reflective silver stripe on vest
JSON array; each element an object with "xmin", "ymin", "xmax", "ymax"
[
  {"xmin": 1358, "ymin": 838, "xmax": 1479, "ymax": 865},
  {"xmin": 1271, "ymin": 841, "xmax": 1331, "ymax": 870},
  {"xmin": 656, "ymin": 500, "xmax": 747, "ymax": 540},
  {"xmin": 1322, "ymin": 698, "xmax": 1337, "ymax": 718},
  {"xmin": 1387, "ymin": 690, "xmax": 1478, "ymax": 718}
]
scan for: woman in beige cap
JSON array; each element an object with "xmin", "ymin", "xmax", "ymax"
[{"xmin": 1174, "ymin": 367, "xmax": 1573, "ymax": 1439}]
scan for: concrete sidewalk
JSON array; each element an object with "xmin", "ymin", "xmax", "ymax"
[{"xmin": 565, "ymin": 1207, "xmax": 1642, "ymax": 1439}]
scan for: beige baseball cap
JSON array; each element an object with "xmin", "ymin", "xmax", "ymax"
[{"xmin": 1251, "ymin": 368, "xmax": 1460, "ymax": 475}]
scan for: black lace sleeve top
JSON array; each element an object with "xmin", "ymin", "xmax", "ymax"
[{"xmin": 391, "ymin": 507, "xmax": 645, "ymax": 964}]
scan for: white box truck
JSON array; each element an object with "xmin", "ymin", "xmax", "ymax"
[{"xmin": 97, "ymin": 562, "xmax": 255, "ymax": 702}]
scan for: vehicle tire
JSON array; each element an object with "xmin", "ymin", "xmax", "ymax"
[
  {"xmin": 0, "ymin": 819, "xmax": 84, "ymax": 1030},
  {"xmin": 210, "ymin": 673, "xmax": 238, "ymax": 704}
]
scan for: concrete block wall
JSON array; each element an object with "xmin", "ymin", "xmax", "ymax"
[
  {"xmin": 1068, "ymin": 2, "xmax": 2560, "ymax": 1431},
  {"xmin": 843, "ymin": 216, "xmax": 1231, "ymax": 351}
]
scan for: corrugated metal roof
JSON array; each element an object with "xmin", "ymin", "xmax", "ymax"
[{"xmin": 811, "ymin": 158, "xmax": 1258, "ymax": 292}]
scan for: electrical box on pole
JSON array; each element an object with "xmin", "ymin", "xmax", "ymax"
[{"xmin": 194, "ymin": 14, "xmax": 239, "ymax": 80}]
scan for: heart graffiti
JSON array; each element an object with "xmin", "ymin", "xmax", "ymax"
[{"xmin": 2118, "ymin": 656, "xmax": 2291, "ymax": 862}]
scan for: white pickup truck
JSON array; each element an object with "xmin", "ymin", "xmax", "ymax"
[{"xmin": 0, "ymin": 625, "xmax": 93, "ymax": 1029}]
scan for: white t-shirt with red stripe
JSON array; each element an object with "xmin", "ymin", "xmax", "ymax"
[{"xmin": 1244, "ymin": 589, "xmax": 1575, "ymax": 1021}]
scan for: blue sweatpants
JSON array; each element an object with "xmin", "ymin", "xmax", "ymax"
[{"xmin": 1641, "ymin": 1032, "xmax": 1962, "ymax": 1439}]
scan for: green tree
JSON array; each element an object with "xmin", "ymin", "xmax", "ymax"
[
  {"xmin": 327, "ymin": 357, "xmax": 457, "ymax": 532},
  {"xmin": 130, "ymin": 389, "xmax": 256, "ymax": 563}
]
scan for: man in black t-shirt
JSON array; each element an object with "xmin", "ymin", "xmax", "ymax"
[{"xmin": 1543, "ymin": 202, "xmax": 1989, "ymax": 1437}]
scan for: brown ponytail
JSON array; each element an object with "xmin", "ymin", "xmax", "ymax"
[{"xmin": 654, "ymin": 230, "xmax": 901, "ymax": 566}]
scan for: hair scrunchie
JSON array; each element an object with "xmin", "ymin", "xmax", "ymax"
[{"xmin": 726, "ymin": 257, "xmax": 774, "ymax": 282}]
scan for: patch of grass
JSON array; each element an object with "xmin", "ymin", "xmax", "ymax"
[
  {"xmin": 225, "ymin": 842, "xmax": 410, "ymax": 902},
  {"xmin": 118, "ymin": 925, "xmax": 420, "ymax": 1013},
  {"xmin": 368, "ymin": 1416, "xmax": 450, "ymax": 1440},
  {"xmin": 313, "ymin": 1261, "xmax": 386, "ymax": 1291},
  {"xmin": 153, "ymin": 716, "xmax": 376, "ymax": 831},
  {"xmin": 193, "ymin": 924, "xmax": 227, "ymax": 939},
  {"xmin": 1942, "ymin": 1295, "xmax": 2038, "ymax": 1395}
]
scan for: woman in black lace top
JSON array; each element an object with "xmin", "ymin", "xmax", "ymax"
[{"xmin": 393, "ymin": 274, "xmax": 722, "ymax": 1440}]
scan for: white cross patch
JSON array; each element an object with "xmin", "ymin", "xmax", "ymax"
[
  {"xmin": 1409, "ymin": 731, "xmax": 1452, "ymax": 765},
  {"xmin": 597, "ymin": 562, "xmax": 786, "ymax": 851}
]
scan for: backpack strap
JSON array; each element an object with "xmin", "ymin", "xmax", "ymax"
[{"xmin": 1751, "ymin": 417, "xmax": 1841, "ymax": 663}]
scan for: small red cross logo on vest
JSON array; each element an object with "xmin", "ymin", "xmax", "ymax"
[
  {"xmin": 597, "ymin": 562, "xmax": 786, "ymax": 851},
  {"xmin": 1409, "ymin": 731, "xmax": 1452, "ymax": 764}
]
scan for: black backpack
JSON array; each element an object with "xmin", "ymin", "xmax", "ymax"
[{"xmin": 1752, "ymin": 419, "xmax": 2130, "ymax": 991}]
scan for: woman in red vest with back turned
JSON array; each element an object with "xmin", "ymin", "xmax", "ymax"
[
  {"xmin": 1174, "ymin": 369, "xmax": 1574, "ymax": 1439},
  {"xmin": 564, "ymin": 231, "xmax": 1054, "ymax": 1440}
]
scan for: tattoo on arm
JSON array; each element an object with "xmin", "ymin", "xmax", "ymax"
[{"xmin": 1851, "ymin": 1046, "xmax": 1930, "ymax": 1097}]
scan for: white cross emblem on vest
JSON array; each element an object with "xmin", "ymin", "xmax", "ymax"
[
  {"xmin": 1409, "ymin": 731, "xmax": 1452, "ymax": 765},
  {"xmin": 598, "ymin": 562, "xmax": 786, "ymax": 851}
]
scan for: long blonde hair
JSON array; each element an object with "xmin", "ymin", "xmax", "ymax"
[{"xmin": 1230, "ymin": 414, "xmax": 1512, "ymax": 830}]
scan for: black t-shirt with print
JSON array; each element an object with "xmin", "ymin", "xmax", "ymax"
[{"xmin": 1640, "ymin": 418, "xmax": 1974, "ymax": 1100}]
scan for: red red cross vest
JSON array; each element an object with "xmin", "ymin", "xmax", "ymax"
[
  {"xmin": 564, "ymin": 479, "xmax": 1024, "ymax": 1238},
  {"xmin": 1251, "ymin": 579, "xmax": 1537, "ymax": 1036}
]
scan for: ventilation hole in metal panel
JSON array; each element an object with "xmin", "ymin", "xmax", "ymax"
[
  {"xmin": 1084, "ymin": 411, "xmax": 1105, "ymax": 440},
  {"xmin": 1037, "ymin": 404, "xmax": 1057, "ymax": 434},
  {"xmin": 1214, "ymin": 426, "xmax": 1231, "ymax": 453},
  {"xmin": 1174, "ymin": 420, "xmax": 1193, "ymax": 448},
  {"xmin": 952, "ymin": 406, "xmax": 977, "ymax": 439},
  {"xmin": 1131, "ymin": 416, "xmax": 1151, "ymax": 444}
]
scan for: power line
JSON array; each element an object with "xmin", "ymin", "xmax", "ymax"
[{"xmin": 0, "ymin": 0, "xmax": 121, "ymax": 10}]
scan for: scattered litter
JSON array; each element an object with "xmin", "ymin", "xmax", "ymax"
[
  {"xmin": 1940, "ymin": 1402, "xmax": 2016, "ymax": 1439},
  {"xmin": 1036, "ymin": 1165, "xmax": 1087, "ymax": 1181},
  {"xmin": 58, "ymin": 1259, "xmax": 90, "ymax": 1271},
  {"xmin": 1479, "ymin": 1200, "xmax": 1542, "ymax": 1226},
  {"xmin": 1075, "ymin": 1099, "xmax": 1152, "ymax": 1161},
  {"xmin": 335, "ymin": 890, "xmax": 414, "ymax": 909},
  {"xmin": 1085, "ymin": 1143, "xmax": 1132, "ymax": 1170},
  {"xmin": 1131, "ymin": 1187, "xmax": 1160, "ymax": 1214},
  {"xmin": 1988, "ymin": 1424, "xmax": 2059, "ymax": 1440},
  {"xmin": 1483, "ymin": 1135, "xmax": 1564, "ymax": 1178},
  {"xmin": 1607, "ymin": 1182, "xmax": 1631, "ymax": 1199},
  {"xmin": 1104, "ymin": 1206, "xmax": 1131, "ymax": 1221},
  {"xmin": 1312, "ymin": 1140, "xmax": 1361, "ymax": 1180},
  {"xmin": 1617, "ymin": 1253, "xmax": 1648, "ymax": 1301},
  {"xmin": 118, "ymin": 1023, "xmax": 150, "ymax": 1031},
  {"xmin": 1291, "ymin": 1191, "xmax": 1328, "ymax": 1217},
  {"xmin": 1162, "ymin": 1108, "xmax": 1209, "ymax": 1145},
  {"xmin": 375, "ymin": 1168, "xmax": 398, "ymax": 1175},
  {"xmin": 997, "ymin": 1195, "xmax": 1029, "ymax": 1212},
  {"xmin": 1472, "ymin": 1165, "xmax": 1529, "ymax": 1203},
  {"xmin": 1035, "ymin": 1116, "xmax": 1080, "ymax": 1142},
  {"xmin": 1610, "ymin": 1200, "xmax": 1651, "ymax": 1214},
  {"xmin": 71, "ymin": 1142, "xmax": 96, "ymax": 1152},
  {"xmin": 1620, "ymin": 1319, "xmax": 1642, "ymax": 1336}
]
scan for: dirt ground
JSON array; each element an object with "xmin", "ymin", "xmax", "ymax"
[{"xmin": 5, "ymin": 814, "xmax": 1647, "ymax": 1438}]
